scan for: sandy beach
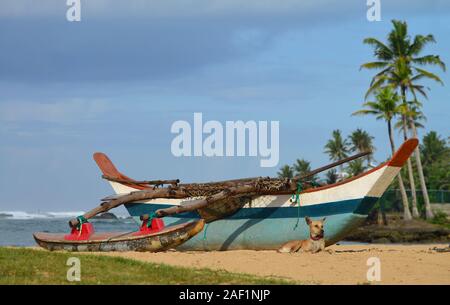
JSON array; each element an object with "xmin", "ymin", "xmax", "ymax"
[{"xmin": 91, "ymin": 244, "xmax": 450, "ymax": 284}]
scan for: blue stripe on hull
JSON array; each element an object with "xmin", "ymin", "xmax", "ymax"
[{"xmin": 125, "ymin": 197, "xmax": 378, "ymax": 250}]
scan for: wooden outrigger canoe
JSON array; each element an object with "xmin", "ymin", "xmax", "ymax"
[
  {"xmin": 33, "ymin": 139, "xmax": 418, "ymax": 252},
  {"xmin": 87, "ymin": 139, "xmax": 418, "ymax": 251},
  {"xmin": 33, "ymin": 219, "xmax": 204, "ymax": 252}
]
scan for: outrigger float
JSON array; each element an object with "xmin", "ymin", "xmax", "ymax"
[{"xmin": 34, "ymin": 139, "xmax": 418, "ymax": 252}]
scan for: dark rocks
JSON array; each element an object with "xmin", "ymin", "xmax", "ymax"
[
  {"xmin": 345, "ymin": 212, "xmax": 450, "ymax": 243},
  {"xmin": 345, "ymin": 224, "xmax": 450, "ymax": 243},
  {"xmin": 92, "ymin": 212, "xmax": 118, "ymax": 220}
]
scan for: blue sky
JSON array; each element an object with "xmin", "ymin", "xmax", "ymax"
[{"xmin": 0, "ymin": 1, "xmax": 449, "ymax": 212}]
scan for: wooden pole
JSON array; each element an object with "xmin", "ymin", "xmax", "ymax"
[
  {"xmin": 69, "ymin": 188, "xmax": 187, "ymax": 227},
  {"xmin": 102, "ymin": 175, "xmax": 180, "ymax": 186},
  {"xmin": 292, "ymin": 151, "xmax": 371, "ymax": 181}
]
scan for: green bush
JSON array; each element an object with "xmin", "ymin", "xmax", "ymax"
[{"xmin": 429, "ymin": 210, "xmax": 450, "ymax": 229}]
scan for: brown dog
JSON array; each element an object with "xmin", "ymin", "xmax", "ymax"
[{"xmin": 278, "ymin": 217, "xmax": 326, "ymax": 253}]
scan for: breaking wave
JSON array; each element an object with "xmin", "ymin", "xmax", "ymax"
[
  {"xmin": 0, "ymin": 211, "xmax": 130, "ymax": 220},
  {"xmin": 0, "ymin": 211, "xmax": 85, "ymax": 220}
]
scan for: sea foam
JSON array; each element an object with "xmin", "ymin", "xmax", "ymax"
[{"xmin": 0, "ymin": 211, "xmax": 85, "ymax": 220}]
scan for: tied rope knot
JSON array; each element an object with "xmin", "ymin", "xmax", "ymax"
[
  {"xmin": 144, "ymin": 212, "xmax": 157, "ymax": 228},
  {"xmin": 76, "ymin": 216, "xmax": 88, "ymax": 236}
]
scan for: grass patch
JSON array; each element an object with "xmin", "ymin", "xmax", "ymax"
[
  {"xmin": 428, "ymin": 211, "xmax": 450, "ymax": 229},
  {"xmin": 0, "ymin": 248, "xmax": 294, "ymax": 285}
]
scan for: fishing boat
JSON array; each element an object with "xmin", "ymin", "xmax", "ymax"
[{"xmin": 89, "ymin": 139, "xmax": 418, "ymax": 251}]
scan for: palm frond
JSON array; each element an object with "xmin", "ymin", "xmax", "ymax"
[
  {"xmin": 352, "ymin": 109, "xmax": 378, "ymax": 116},
  {"xmin": 412, "ymin": 55, "xmax": 446, "ymax": 71},
  {"xmin": 406, "ymin": 99, "xmax": 423, "ymax": 109},
  {"xmin": 365, "ymin": 77, "xmax": 388, "ymax": 99},
  {"xmin": 369, "ymin": 66, "xmax": 393, "ymax": 86},
  {"xmin": 360, "ymin": 61, "xmax": 389, "ymax": 70},
  {"xmin": 388, "ymin": 20, "xmax": 410, "ymax": 57},
  {"xmin": 414, "ymin": 67, "xmax": 444, "ymax": 85},
  {"xmin": 410, "ymin": 85, "xmax": 429, "ymax": 99},
  {"xmin": 409, "ymin": 34, "xmax": 436, "ymax": 56},
  {"xmin": 394, "ymin": 119, "xmax": 425, "ymax": 131},
  {"xmin": 363, "ymin": 38, "xmax": 393, "ymax": 60}
]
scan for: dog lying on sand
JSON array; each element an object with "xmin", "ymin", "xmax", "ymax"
[{"xmin": 278, "ymin": 217, "xmax": 326, "ymax": 253}]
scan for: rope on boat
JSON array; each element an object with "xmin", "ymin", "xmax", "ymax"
[
  {"xmin": 145, "ymin": 212, "xmax": 157, "ymax": 228},
  {"xmin": 292, "ymin": 182, "xmax": 303, "ymax": 231},
  {"xmin": 203, "ymin": 223, "xmax": 210, "ymax": 241},
  {"xmin": 76, "ymin": 215, "xmax": 88, "ymax": 236},
  {"xmin": 291, "ymin": 180, "xmax": 320, "ymax": 231}
]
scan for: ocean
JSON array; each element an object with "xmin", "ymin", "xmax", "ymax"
[{"xmin": 0, "ymin": 211, "xmax": 138, "ymax": 247}]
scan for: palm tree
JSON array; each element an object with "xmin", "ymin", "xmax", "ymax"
[
  {"xmin": 325, "ymin": 169, "xmax": 338, "ymax": 184},
  {"xmin": 293, "ymin": 159, "xmax": 317, "ymax": 183},
  {"xmin": 348, "ymin": 128, "xmax": 376, "ymax": 167},
  {"xmin": 420, "ymin": 131, "xmax": 449, "ymax": 191},
  {"xmin": 352, "ymin": 87, "xmax": 412, "ymax": 220},
  {"xmin": 376, "ymin": 62, "xmax": 439, "ymax": 219},
  {"xmin": 324, "ymin": 130, "xmax": 349, "ymax": 174},
  {"xmin": 277, "ymin": 165, "xmax": 293, "ymax": 179},
  {"xmin": 347, "ymin": 159, "xmax": 367, "ymax": 177},
  {"xmin": 361, "ymin": 20, "xmax": 445, "ymax": 219},
  {"xmin": 394, "ymin": 101, "xmax": 426, "ymax": 131},
  {"xmin": 421, "ymin": 131, "xmax": 447, "ymax": 167}
]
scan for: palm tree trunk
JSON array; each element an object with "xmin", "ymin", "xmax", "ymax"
[
  {"xmin": 399, "ymin": 87, "xmax": 419, "ymax": 218},
  {"xmin": 388, "ymin": 120, "xmax": 412, "ymax": 221},
  {"xmin": 408, "ymin": 116, "xmax": 434, "ymax": 219},
  {"xmin": 401, "ymin": 116, "xmax": 420, "ymax": 218}
]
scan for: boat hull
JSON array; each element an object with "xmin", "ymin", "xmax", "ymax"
[
  {"xmin": 92, "ymin": 139, "xmax": 418, "ymax": 251},
  {"xmin": 125, "ymin": 196, "xmax": 377, "ymax": 250}
]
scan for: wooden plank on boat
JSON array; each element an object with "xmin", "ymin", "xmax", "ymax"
[
  {"xmin": 102, "ymin": 175, "xmax": 180, "ymax": 187},
  {"xmin": 33, "ymin": 220, "xmax": 204, "ymax": 252}
]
